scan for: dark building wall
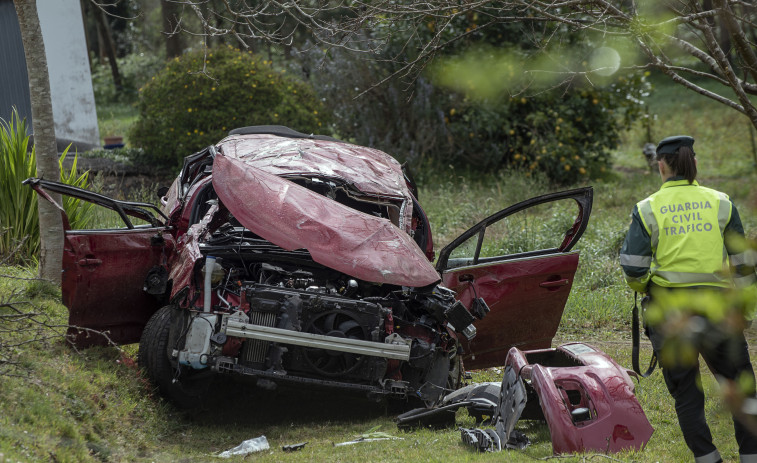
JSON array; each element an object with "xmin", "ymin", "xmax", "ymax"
[{"xmin": 0, "ymin": 0, "xmax": 33, "ymax": 131}]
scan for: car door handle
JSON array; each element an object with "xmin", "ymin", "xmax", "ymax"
[
  {"xmin": 78, "ymin": 258, "xmax": 102, "ymax": 267},
  {"xmin": 458, "ymin": 273, "xmax": 475, "ymax": 283},
  {"xmin": 539, "ymin": 279, "xmax": 569, "ymax": 289}
]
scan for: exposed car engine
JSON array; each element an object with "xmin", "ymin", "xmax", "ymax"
[{"xmin": 167, "ymin": 221, "xmax": 481, "ymax": 405}]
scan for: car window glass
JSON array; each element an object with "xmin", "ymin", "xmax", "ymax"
[
  {"xmin": 449, "ymin": 233, "xmax": 478, "ymax": 260},
  {"xmin": 62, "ymin": 196, "xmax": 155, "ymax": 230},
  {"xmin": 75, "ymin": 207, "xmax": 152, "ymax": 229},
  {"xmin": 479, "ymin": 198, "xmax": 577, "ymax": 258}
]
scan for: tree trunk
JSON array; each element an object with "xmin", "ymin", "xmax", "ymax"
[
  {"xmin": 93, "ymin": 5, "xmax": 122, "ymax": 90},
  {"xmin": 95, "ymin": 6, "xmax": 106, "ymax": 60},
  {"xmin": 13, "ymin": 0, "xmax": 64, "ymax": 284},
  {"xmin": 79, "ymin": 0, "xmax": 92, "ymax": 68},
  {"xmin": 162, "ymin": 0, "xmax": 184, "ymax": 58}
]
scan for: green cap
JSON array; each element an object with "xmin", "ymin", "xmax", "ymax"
[{"xmin": 656, "ymin": 135, "xmax": 695, "ymax": 156}]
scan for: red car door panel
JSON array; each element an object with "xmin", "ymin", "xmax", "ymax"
[
  {"xmin": 443, "ymin": 252, "xmax": 579, "ymax": 369},
  {"xmin": 25, "ymin": 178, "xmax": 173, "ymax": 346},
  {"xmin": 437, "ymin": 187, "xmax": 592, "ymax": 370},
  {"xmin": 63, "ymin": 229, "xmax": 173, "ymax": 346}
]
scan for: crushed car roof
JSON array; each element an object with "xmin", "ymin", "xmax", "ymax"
[
  {"xmin": 216, "ymin": 132, "xmax": 412, "ymax": 205},
  {"xmin": 212, "ymin": 135, "xmax": 441, "ymax": 287}
]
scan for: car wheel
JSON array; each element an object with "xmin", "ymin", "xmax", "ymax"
[
  {"xmin": 447, "ymin": 348, "xmax": 463, "ymax": 391},
  {"xmin": 389, "ymin": 343, "xmax": 464, "ymax": 413},
  {"xmin": 138, "ymin": 305, "xmax": 211, "ymax": 407}
]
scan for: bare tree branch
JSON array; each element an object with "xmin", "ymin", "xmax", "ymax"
[
  {"xmin": 0, "ymin": 285, "xmax": 123, "ymax": 378},
  {"xmin": 716, "ymin": 0, "xmax": 757, "ymax": 83},
  {"xmin": 163, "ymin": 0, "xmax": 757, "ymax": 132}
]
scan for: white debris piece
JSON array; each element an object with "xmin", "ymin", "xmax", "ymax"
[{"xmin": 216, "ymin": 436, "xmax": 269, "ymax": 458}]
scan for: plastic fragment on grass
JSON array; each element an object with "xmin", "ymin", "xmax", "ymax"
[
  {"xmin": 334, "ymin": 437, "xmax": 403, "ymax": 446},
  {"xmin": 334, "ymin": 428, "xmax": 404, "ymax": 446},
  {"xmin": 216, "ymin": 435, "xmax": 269, "ymax": 458}
]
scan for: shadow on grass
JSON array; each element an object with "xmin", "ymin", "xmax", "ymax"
[{"xmin": 176, "ymin": 377, "xmax": 394, "ymax": 426}]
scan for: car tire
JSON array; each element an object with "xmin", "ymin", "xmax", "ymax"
[
  {"xmin": 447, "ymin": 350, "xmax": 463, "ymax": 391},
  {"xmin": 138, "ymin": 305, "xmax": 211, "ymax": 407},
  {"xmin": 389, "ymin": 344, "xmax": 464, "ymax": 413},
  {"xmin": 137, "ymin": 307, "xmax": 161, "ymax": 381}
]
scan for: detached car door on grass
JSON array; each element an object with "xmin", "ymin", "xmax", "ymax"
[
  {"xmin": 437, "ymin": 187, "xmax": 593, "ymax": 370},
  {"xmin": 25, "ymin": 178, "xmax": 174, "ymax": 346}
]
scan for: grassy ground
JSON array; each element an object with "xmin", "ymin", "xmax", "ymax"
[{"xmin": 2, "ymin": 77, "xmax": 757, "ymax": 462}]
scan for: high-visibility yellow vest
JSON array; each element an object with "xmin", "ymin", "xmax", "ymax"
[{"xmin": 636, "ymin": 179, "xmax": 733, "ymax": 288}]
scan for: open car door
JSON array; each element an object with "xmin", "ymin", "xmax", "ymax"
[
  {"xmin": 25, "ymin": 178, "xmax": 175, "ymax": 347},
  {"xmin": 436, "ymin": 187, "xmax": 592, "ymax": 370}
]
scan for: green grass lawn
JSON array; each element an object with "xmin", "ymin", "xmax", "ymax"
[{"xmin": 2, "ymin": 77, "xmax": 757, "ymax": 462}]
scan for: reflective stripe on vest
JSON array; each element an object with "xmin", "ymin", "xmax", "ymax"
[
  {"xmin": 730, "ymin": 249, "xmax": 757, "ymax": 267},
  {"xmin": 635, "ymin": 180, "xmax": 732, "ymax": 288},
  {"xmin": 619, "ymin": 253, "xmax": 652, "ymax": 267}
]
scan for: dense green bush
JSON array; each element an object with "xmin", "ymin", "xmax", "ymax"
[
  {"xmin": 0, "ymin": 109, "xmax": 92, "ymax": 262},
  {"xmin": 129, "ymin": 46, "xmax": 328, "ymax": 169},
  {"xmin": 424, "ymin": 19, "xmax": 649, "ymax": 184},
  {"xmin": 438, "ymin": 71, "xmax": 649, "ymax": 184}
]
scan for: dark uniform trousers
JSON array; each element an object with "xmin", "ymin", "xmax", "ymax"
[{"xmin": 646, "ymin": 291, "xmax": 757, "ymax": 460}]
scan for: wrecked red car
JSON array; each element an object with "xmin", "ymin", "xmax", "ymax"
[{"xmin": 26, "ymin": 126, "xmax": 595, "ymax": 410}]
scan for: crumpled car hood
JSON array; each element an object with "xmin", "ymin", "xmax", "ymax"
[
  {"xmin": 216, "ymin": 134, "xmax": 413, "ymax": 232},
  {"xmin": 212, "ymin": 152, "xmax": 441, "ymax": 287}
]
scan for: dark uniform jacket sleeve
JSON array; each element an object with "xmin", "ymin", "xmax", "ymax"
[
  {"xmin": 620, "ymin": 205, "xmax": 653, "ymax": 293},
  {"xmin": 724, "ymin": 206, "xmax": 757, "ymax": 290}
]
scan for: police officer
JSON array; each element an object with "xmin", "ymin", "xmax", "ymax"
[{"xmin": 620, "ymin": 135, "xmax": 757, "ymax": 462}]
